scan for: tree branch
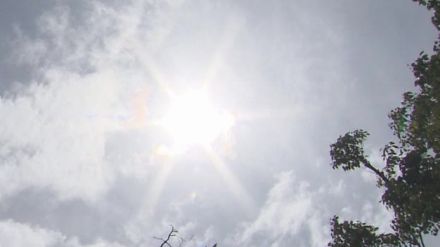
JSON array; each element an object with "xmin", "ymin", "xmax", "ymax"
[
  {"xmin": 362, "ymin": 158, "xmax": 390, "ymax": 184},
  {"xmin": 154, "ymin": 225, "xmax": 179, "ymax": 247},
  {"xmin": 419, "ymin": 232, "xmax": 426, "ymax": 247}
]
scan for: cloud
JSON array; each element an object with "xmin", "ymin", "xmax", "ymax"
[
  {"xmin": 227, "ymin": 171, "xmax": 326, "ymax": 247},
  {"xmin": 0, "ymin": 219, "xmax": 125, "ymax": 247},
  {"xmin": 0, "ymin": 0, "xmax": 173, "ymax": 202},
  {"xmin": 0, "ymin": 220, "xmax": 66, "ymax": 247},
  {"xmin": 0, "ymin": 70, "xmax": 123, "ymax": 201},
  {"xmin": 226, "ymin": 168, "xmax": 396, "ymax": 247}
]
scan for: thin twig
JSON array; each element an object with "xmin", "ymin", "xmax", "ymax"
[{"xmin": 154, "ymin": 225, "xmax": 179, "ymax": 247}]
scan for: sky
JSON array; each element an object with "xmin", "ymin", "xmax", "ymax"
[{"xmin": 0, "ymin": 0, "xmax": 438, "ymax": 246}]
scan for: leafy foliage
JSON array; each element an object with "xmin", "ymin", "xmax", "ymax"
[
  {"xmin": 328, "ymin": 1, "xmax": 440, "ymax": 246},
  {"xmin": 330, "ymin": 130, "xmax": 370, "ymax": 171},
  {"xmin": 413, "ymin": 0, "xmax": 440, "ymax": 31},
  {"xmin": 329, "ymin": 216, "xmax": 399, "ymax": 247}
]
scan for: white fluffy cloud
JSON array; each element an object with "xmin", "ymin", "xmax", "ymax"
[
  {"xmin": 0, "ymin": 220, "xmax": 66, "ymax": 247},
  {"xmin": 231, "ymin": 171, "xmax": 320, "ymax": 246},
  {"xmin": 0, "ymin": 71, "xmax": 124, "ymax": 201},
  {"xmin": 0, "ymin": 220, "xmax": 125, "ymax": 247}
]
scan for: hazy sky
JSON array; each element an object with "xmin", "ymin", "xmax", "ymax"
[{"xmin": 0, "ymin": 0, "xmax": 438, "ymax": 246}]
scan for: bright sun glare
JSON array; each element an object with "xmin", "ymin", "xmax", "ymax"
[{"xmin": 161, "ymin": 90, "xmax": 234, "ymax": 152}]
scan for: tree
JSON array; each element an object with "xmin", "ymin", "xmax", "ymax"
[
  {"xmin": 154, "ymin": 225, "xmax": 183, "ymax": 247},
  {"xmin": 329, "ymin": 216, "xmax": 399, "ymax": 247},
  {"xmin": 328, "ymin": 1, "xmax": 440, "ymax": 246},
  {"xmin": 154, "ymin": 226, "xmax": 217, "ymax": 247}
]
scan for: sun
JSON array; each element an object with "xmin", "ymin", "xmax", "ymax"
[{"xmin": 160, "ymin": 90, "xmax": 234, "ymax": 152}]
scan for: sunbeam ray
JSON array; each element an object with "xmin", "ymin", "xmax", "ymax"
[
  {"xmin": 202, "ymin": 17, "xmax": 244, "ymax": 90},
  {"xmin": 204, "ymin": 146, "xmax": 257, "ymax": 216},
  {"xmin": 142, "ymin": 148, "xmax": 176, "ymax": 219}
]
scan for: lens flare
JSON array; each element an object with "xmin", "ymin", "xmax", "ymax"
[{"xmin": 161, "ymin": 90, "xmax": 234, "ymax": 152}]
